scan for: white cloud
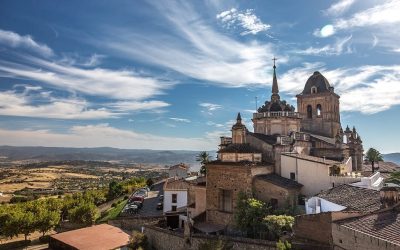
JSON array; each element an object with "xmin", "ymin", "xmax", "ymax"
[
  {"xmin": 279, "ymin": 63, "xmax": 400, "ymax": 114},
  {"xmin": 0, "ymin": 89, "xmax": 118, "ymax": 119},
  {"xmin": 216, "ymin": 8, "xmax": 271, "ymax": 35},
  {"xmin": 0, "ymin": 29, "xmax": 53, "ymax": 57},
  {"xmin": 98, "ymin": 1, "xmax": 277, "ymax": 88},
  {"xmin": 295, "ymin": 35, "xmax": 352, "ymax": 56},
  {"xmin": 0, "ymin": 55, "xmax": 172, "ymax": 101},
  {"xmin": 0, "ymin": 124, "xmax": 217, "ymax": 150},
  {"xmin": 323, "ymin": 0, "xmax": 355, "ymax": 16},
  {"xmin": 313, "ymin": 24, "xmax": 335, "ymax": 38},
  {"xmin": 109, "ymin": 101, "xmax": 170, "ymax": 112},
  {"xmin": 169, "ymin": 117, "xmax": 191, "ymax": 123},
  {"xmin": 199, "ymin": 103, "xmax": 222, "ymax": 115}
]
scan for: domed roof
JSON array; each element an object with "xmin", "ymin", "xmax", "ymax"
[{"xmin": 302, "ymin": 71, "xmax": 332, "ymax": 94}]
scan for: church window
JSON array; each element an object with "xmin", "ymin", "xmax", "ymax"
[
  {"xmin": 311, "ymin": 86, "xmax": 317, "ymax": 94},
  {"xmin": 219, "ymin": 189, "xmax": 232, "ymax": 212},
  {"xmin": 307, "ymin": 105, "xmax": 312, "ymax": 118},
  {"xmin": 316, "ymin": 104, "xmax": 322, "ymax": 117},
  {"xmin": 172, "ymin": 193, "xmax": 177, "ymax": 203}
]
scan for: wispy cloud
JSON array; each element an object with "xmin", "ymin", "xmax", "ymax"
[
  {"xmin": 216, "ymin": 8, "xmax": 271, "ymax": 35},
  {"xmin": 97, "ymin": 1, "xmax": 276, "ymax": 88},
  {"xmin": 0, "ymin": 29, "xmax": 53, "ymax": 57},
  {"xmin": 279, "ymin": 63, "xmax": 400, "ymax": 114},
  {"xmin": 295, "ymin": 35, "xmax": 352, "ymax": 56},
  {"xmin": 170, "ymin": 117, "xmax": 191, "ymax": 123},
  {"xmin": 199, "ymin": 102, "xmax": 222, "ymax": 115},
  {"xmin": 0, "ymin": 55, "xmax": 172, "ymax": 101},
  {"xmin": 109, "ymin": 101, "xmax": 170, "ymax": 112},
  {"xmin": 0, "ymin": 124, "xmax": 216, "ymax": 150},
  {"xmin": 323, "ymin": 0, "xmax": 355, "ymax": 16}
]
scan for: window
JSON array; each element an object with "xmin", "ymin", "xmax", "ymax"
[
  {"xmin": 172, "ymin": 205, "xmax": 177, "ymax": 211},
  {"xmin": 172, "ymin": 194, "xmax": 177, "ymax": 203},
  {"xmin": 316, "ymin": 104, "xmax": 322, "ymax": 117},
  {"xmin": 307, "ymin": 105, "xmax": 312, "ymax": 118},
  {"xmin": 290, "ymin": 172, "xmax": 296, "ymax": 180},
  {"xmin": 311, "ymin": 86, "xmax": 317, "ymax": 94},
  {"xmin": 219, "ymin": 189, "xmax": 232, "ymax": 212}
]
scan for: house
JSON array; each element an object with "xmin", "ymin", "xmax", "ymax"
[
  {"xmin": 305, "ymin": 184, "xmax": 382, "ymax": 214},
  {"xmin": 163, "ymin": 178, "xmax": 189, "ymax": 229},
  {"xmin": 49, "ymin": 224, "xmax": 130, "ymax": 250},
  {"xmin": 168, "ymin": 163, "xmax": 189, "ymax": 179}
]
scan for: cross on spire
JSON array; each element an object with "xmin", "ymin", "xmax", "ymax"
[
  {"xmin": 272, "ymin": 57, "xmax": 278, "ymax": 68},
  {"xmin": 271, "ymin": 57, "xmax": 279, "ymax": 96}
]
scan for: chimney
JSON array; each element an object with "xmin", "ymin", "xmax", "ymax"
[{"xmin": 380, "ymin": 186, "xmax": 400, "ymax": 208}]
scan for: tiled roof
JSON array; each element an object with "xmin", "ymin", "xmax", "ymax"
[
  {"xmin": 218, "ymin": 143, "xmax": 261, "ymax": 153},
  {"xmin": 337, "ymin": 209, "xmax": 400, "ymax": 245},
  {"xmin": 309, "ymin": 133, "xmax": 336, "ymax": 145},
  {"xmin": 164, "ymin": 178, "xmax": 189, "ymax": 190},
  {"xmin": 247, "ymin": 132, "xmax": 277, "ymax": 145},
  {"xmin": 316, "ymin": 184, "xmax": 381, "ymax": 213},
  {"xmin": 282, "ymin": 153, "xmax": 340, "ymax": 165},
  {"xmin": 50, "ymin": 224, "xmax": 130, "ymax": 249},
  {"xmin": 255, "ymin": 174, "xmax": 303, "ymax": 189},
  {"xmin": 170, "ymin": 163, "xmax": 189, "ymax": 170}
]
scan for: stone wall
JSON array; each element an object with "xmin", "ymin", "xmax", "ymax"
[
  {"xmin": 144, "ymin": 225, "xmax": 277, "ymax": 250},
  {"xmin": 109, "ymin": 216, "xmax": 164, "ymax": 232},
  {"xmin": 253, "ymin": 178, "xmax": 299, "ymax": 208},
  {"xmin": 332, "ymin": 223, "xmax": 400, "ymax": 250},
  {"xmin": 206, "ymin": 164, "xmax": 254, "ymax": 226},
  {"xmin": 294, "ymin": 212, "xmax": 333, "ymax": 244}
]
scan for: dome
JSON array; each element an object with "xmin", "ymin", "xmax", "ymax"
[{"xmin": 302, "ymin": 71, "xmax": 332, "ymax": 94}]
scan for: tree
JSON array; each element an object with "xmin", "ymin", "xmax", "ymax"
[
  {"xmin": 264, "ymin": 215, "xmax": 294, "ymax": 240},
  {"xmin": 37, "ymin": 209, "xmax": 60, "ymax": 236},
  {"xmin": 234, "ymin": 192, "xmax": 270, "ymax": 238},
  {"xmin": 18, "ymin": 210, "xmax": 36, "ymax": 240},
  {"xmin": 128, "ymin": 231, "xmax": 148, "ymax": 250},
  {"xmin": 146, "ymin": 178, "xmax": 154, "ymax": 188},
  {"xmin": 385, "ymin": 171, "xmax": 400, "ymax": 185},
  {"xmin": 197, "ymin": 151, "xmax": 210, "ymax": 176},
  {"xmin": 276, "ymin": 240, "xmax": 292, "ymax": 250},
  {"xmin": 108, "ymin": 180, "xmax": 123, "ymax": 200},
  {"xmin": 68, "ymin": 202, "xmax": 99, "ymax": 225},
  {"xmin": 365, "ymin": 148, "xmax": 383, "ymax": 173}
]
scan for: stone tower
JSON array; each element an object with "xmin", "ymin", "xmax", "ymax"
[
  {"xmin": 296, "ymin": 71, "xmax": 341, "ymax": 138},
  {"xmin": 232, "ymin": 112, "xmax": 246, "ymax": 144}
]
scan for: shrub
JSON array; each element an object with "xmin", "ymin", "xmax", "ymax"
[
  {"xmin": 111, "ymin": 202, "xmax": 117, "ymax": 208},
  {"xmin": 129, "ymin": 231, "xmax": 148, "ymax": 250}
]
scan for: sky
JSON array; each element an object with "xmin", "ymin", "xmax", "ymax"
[{"xmin": 0, "ymin": 0, "xmax": 399, "ymax": 153}]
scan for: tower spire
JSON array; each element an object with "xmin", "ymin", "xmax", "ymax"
[{"xmin": 271, "ymin": 57, "xmax": 279, "ymax": 100}]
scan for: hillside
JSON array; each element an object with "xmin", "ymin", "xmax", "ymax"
[
  {"xmin": 383, "ymin": 153, "xmax": 400, "ymax": 165},
  {"xmin": 0, "ymin": 146, "xmax": 216, "ymax": 166}
]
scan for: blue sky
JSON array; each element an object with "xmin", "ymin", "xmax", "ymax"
[{"xmin": 0, "ymin": 0, "xmax": 399, "ymax": 152}]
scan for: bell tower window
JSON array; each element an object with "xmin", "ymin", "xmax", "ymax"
[
  {"xmin": 307, "ymin": 105, "xmax": 312, "ymax": 118},
  {"xmin": 311, "ymin": 86, "xmax": 317, "ymax": 94},
  {"xmin": 316, "ymin": 104, "xmax": 322, "ymax": 117}
]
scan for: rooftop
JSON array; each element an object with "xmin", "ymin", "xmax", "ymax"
[
  {"xmin": 316, "ymin": 184, "xmax": 381, "ymax": 213},
  {"xmin": 337, "ymin": 208, "xmax": 400, "ymax": 245},
  {"xmin": 170, "ymin": 163, "xmax": 189, "ymax": 170},
  {"xmin": 164, "ymin": 178, "xmax": 189, "ymax": 190},
  {"xmin": 218, "ymin": 143, "xmax": 261, "ymax": 153},
  {"xmin": 282, "ymin": 153, "xmax": 340, "ymax": 165},
  {"xmin": 50, "ymin": 224, "xmax": 130, "ymax": 250},
  {"xmin": 247, "ymin": 132, "xmax": 278, "ymax": 145},
  {"xmin": 363, "ymin": 161, "xmax": 399, "ymax": 173},
  {"xmin": 255, "ymin": 174, "xmax": 303, "ymax": 189},
  {"xmin": 309, "ymin": 133, "xmax": 336, "ymax": 145}
]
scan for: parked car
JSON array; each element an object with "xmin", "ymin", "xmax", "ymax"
[
  {"xmin": 159, "ymin": 195, "xmax": 164, "ymax": 201},
  {"xmin": 133, "ymin": 200, "xmax": 143, "ymax": 209},
  {"xmin": 130, "ymin": 195, "xmax": 145, "ymax": 203},
  {"xmin": 156, "ymin": 202, "xmax": 163, "ymax": 210}
]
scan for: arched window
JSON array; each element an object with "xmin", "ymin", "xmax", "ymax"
[
  {"xmin": 307, "ymin": 105, "xmax": 312, "ymax": 118},
  {"xmin": 311, "ymin": 86, "xmax": 317, "ymax": 94},
  {"xmin": 316, "ymin": 104, "xmax": 322, "ymax": 117}
]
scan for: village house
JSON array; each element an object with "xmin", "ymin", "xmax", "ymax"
[{"xmin": 168, "ymin": 163, "xmax": 189, "ymax": 179}]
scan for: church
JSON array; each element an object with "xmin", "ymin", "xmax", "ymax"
[{"xmin": 205, "ymin": 61, "xmax": 364, "ymax": 227}]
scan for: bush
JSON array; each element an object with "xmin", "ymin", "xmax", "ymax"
[
  {"xmin": 124, "ymin": 195, "xmax": 129, "ymax": 200},
  {"xmin": 129, "ymin": 231, "xmax": 148, "ymax": 250},
  {"xmin": 276, "ymin": 240, "xmax": 291, "ymax": 250},
  {"xmin": 111, "ymin": 202, "xmax": 117, "ymax": 208},
  {"xmin": 264, "ymin": 215, "xmax": 294, "ymax": 240}
]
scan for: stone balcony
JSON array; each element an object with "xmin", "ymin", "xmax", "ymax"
[{"xmin": 253, "ymin": 111, "xmax": 301, "ymax": 119}]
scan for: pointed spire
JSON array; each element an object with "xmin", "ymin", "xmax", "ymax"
[
  {"xmin": 236, "ymin": 112, "xmax": 242, "ymax": 122},
  {"xmin": 272, "ymin": 57, "xmax": 279, "ymax": 95}
]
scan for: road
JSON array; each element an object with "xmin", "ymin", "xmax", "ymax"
[{"xmin": 124, "ymin": 181, "xmax": 164, "ymax": 217}]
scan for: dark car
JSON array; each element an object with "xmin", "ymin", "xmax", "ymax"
[{"xmin": 133, "ymin": 200, "xmax": 143, "ymax": 209}]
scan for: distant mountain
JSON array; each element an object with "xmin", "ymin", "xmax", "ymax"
[
  {"xmin": 0, "ymin": 146, "xmax": 216, "ymax": 167},
  {"xmin": 383, "ymin": 153, "xmax": 400, "ymax": 165}
]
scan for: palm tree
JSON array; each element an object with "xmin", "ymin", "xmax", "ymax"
[
  {"xmin": 196, "ymin": 151, "xmax": 210, "ymax": 176},
  {"xmin": 365, "ymin": 148, "xmax": 383, "ymax": 173}
]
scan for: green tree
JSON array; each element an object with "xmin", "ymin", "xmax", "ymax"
[
  {"xmin": 385, "ymin": 171, "xmax": 400, "ymax": 185},
  {"xmin": 365, "ymin": 148, "xmax": 383, "ymax": 173},
  {"xmin": 234, "ymin": 192, "xmax": 270, "ymax": 238},
  {"xmin": 197, "ymin": 151, "xmax": 210, "ymax": 176},
  {"xmin": 108, "ymin": 180, "xmax": 123, "ymax": 200},
  {"xmin": 18, "ymin": 210, "xmax": 36, "ymax": 240},
  {"xmin": 264, "ymin": 215, "xmax": 294, "ymax": 240},
  {"xmin": 146, "ymin": 178, "xmax": 154, "ymax": 188},
  {"xmin": 37, "ymin": 209, "xmax": 60, "ymax": 236},
  {"xmin": 68, "ymin": 202, "xmax": 99, "ymax": 225}
]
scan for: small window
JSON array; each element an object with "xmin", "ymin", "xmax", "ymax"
[
  {"xmin": 307, "ymin": 105, "xmax": 312, "ymax": 118},
  {"xmin": 219, "ymin": 189, "xmax": 233, "ymax": 212},
  {"xmin": 290, "ymin": 172, "xmax": 296, "ymax": 180},
  {"xmin": 316, "ymin": 104, "xmax": 322, "ymax": 117},
  {"xmin": 172, "ymin": 205, "xmax": 177, "ymax": 211},
  {"xmin": 172, "ymin": 194, "xmax": 177, "ymax": 203},
  {"xmin": 311, "ymin": 86, "xmax": 317, "ymax": 94}
]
